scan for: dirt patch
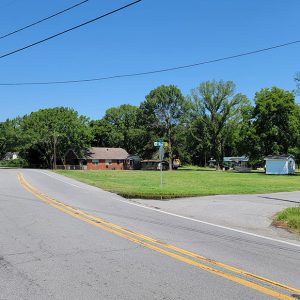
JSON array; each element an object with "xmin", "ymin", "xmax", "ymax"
[
  {"xmin": 272, "ymin": 219, "xmax": 299, "ymax": 234},
  {"xmin": 272, "ymin": 220, "xmax": 289, "ymax": 229}
]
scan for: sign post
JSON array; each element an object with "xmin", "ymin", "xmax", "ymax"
[
  {"xmin": 154, "ymin": 140, "xmax": 168, "ymax": 199},
  {"xmin": 159, "ymin": 144, "xmax": 164, "ymax": 190}
]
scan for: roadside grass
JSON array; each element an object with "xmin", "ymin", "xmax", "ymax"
[
  {"xmin": 274, "ymin": 207, "xmax": 300, "ymax": 233},
  {"xmin": 54, "ymin": 169, "xmax": 300, "ymax": 199}
]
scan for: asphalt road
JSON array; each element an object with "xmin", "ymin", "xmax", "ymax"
[
  {"xmin": 1, "ymin": 169, "xmax": 300, "ymax": 300},
  {"xmin": 136, "ymin": 192, "xmax": 300, "ymax": 241}
]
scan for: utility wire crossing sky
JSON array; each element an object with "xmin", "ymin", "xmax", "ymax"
[
  {"xmin": 0, "ymin": 0, "xmax": 142, "ymax": 60},
  {"xmin": 1, "ymin": 0, "xmax": 299, "ymax": 121},
  {"xmin": 0, "ymin": 38, "xmax": 299, "ymax": 86},
  {"xmin": 0, "ymin": 0, "xmax": 89, "ymax": 40}
]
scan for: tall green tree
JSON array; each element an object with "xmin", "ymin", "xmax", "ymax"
[
  {"xmin": 0, "ymin": 118, "xmax": 21, "ymax": 159},
  {"xmin": 223, "ymin": 100, "xmax": 254, "ymax": 158},
  {"xmin": 188, "ymin": 80, "xmax": 249, "ymax": 166},
  {"xmin": 20, "ymin": 107, "xmax": 92, "ymax": 168},
  {"xmin": 140, "ymin": 85, "xmax": 189, "ymax": 169},
  {"xmin": 287, "ymin": 112, "xmax": 300, "ymax": 162},
  {"xmin": 91, "ymin": 104, "xmax": 145, "ymax": 155},
  {"xmin": 185, "ymin": 111, "xmax": 211, "ymax": 166},
  {"xmin": 233, "ymin": 104, "xmax": 262, "ymax": 165},
  {"xmin": 253, "ymin": 87, "xmax": 299, "ymax": 157}
]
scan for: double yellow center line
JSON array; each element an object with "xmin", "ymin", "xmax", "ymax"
[{"xmin": 17, "ymin": 172, "xmax": 300, "ymax": 300}]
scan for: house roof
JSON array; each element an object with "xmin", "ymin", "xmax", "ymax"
[
  {"xmin": 223, "ymin": 156, "xmax": 249, "ymax": 162},
  {"xmin": 87, "ymin": 147, "xmax": 129, "ymax": 160},
  {"xmin": 264, "ymin": 154, "xmax": 294, "ymax": 161}
]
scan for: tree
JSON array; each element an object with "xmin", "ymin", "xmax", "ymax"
[
  {"xmin": 223, "ymin": 100, "xmax": 254, "ymax": 158},
  {"xmin": 188, "ymin": 80, "xmax": 249, "ymax": 167},
  {"xmin": 140, "ymin": 85, "xmax": 189, "ymax": 169},
  {"xmin": 233, "ymin": 104, "xmax": 262, "ymax": 166},
  {"xmin": 20, "ymin": 107, "xmax": 92, "ymax": 168},
  {"xmin": 0, "ymin": 118, "xmax": 21, "ymax": 159},
  {"xmin": 91, "ymin": 104, "xmax": 146, "ymax": 155},
  {"xmin": 185, "ymin": 111, "xmax": 211, "ymax": 166},
  {"xmin": 253, "ymin": 87, "xmax": 299, "ymax": 157}
]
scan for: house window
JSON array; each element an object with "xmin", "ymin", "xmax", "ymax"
[
  {"xmin": 105, "ymin": 159, "xmax": 112, "ymax": 165},
  {"xmin": 92, "ymin": 159, "xmax": 99, "ymax": 165}
]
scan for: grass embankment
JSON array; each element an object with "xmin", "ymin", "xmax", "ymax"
[
  {"xmin": 274, "ymin": 207, "xmax": 300, "ymax": 233},
  {"xmin": 54, "ymin": 167, "xmax": 300, "ymax": 199}
]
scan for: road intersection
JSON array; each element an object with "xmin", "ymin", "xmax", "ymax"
[{"xmin": 1, "ymin": 169, "xmax": 300, "ymax": 299}]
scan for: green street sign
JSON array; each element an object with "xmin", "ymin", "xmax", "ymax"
[{"xmin": 154, "ymin": 141, "xmax": 168, "ymax": 147}]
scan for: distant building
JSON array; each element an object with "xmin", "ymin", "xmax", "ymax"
[
  {"xmin": 208, "ymin": 158, "xmax": 217, "ymax": 168},
  {"xmin": 86, "ymin": 147, "xmax": 129, "ymax": 170},
  {"xmin": 264, "ymin": 155, "xmax": 295, "ymax": 175},
  {"xmin": 140, "ymin": 160, "xmax": 168, "ymax": 170},
  {"xmin": 125, "ymin": 155, "xmax": 142, "ymax": 170},
  {"xmin": 223, "ymin": 156, "xmax": 251, "ymax": 172},
  {"xmin": 63, "ymin": 149, "xmax": 85, "ymax": 170},
  {"xmin": 3, "ymin": 152, "xmax": 18, "ymax": 160}
]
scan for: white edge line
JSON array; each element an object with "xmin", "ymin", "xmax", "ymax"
[
  {"xmin": 35, "ymin": 170, "xmax": 89, "ymax": 190},
  {"xmin": 32, "ymin": 169, "xmax": 300, "ymax": 249},
  {"xmin": 117, "ymin": 199, "xmax": 300, "ymax": 248}
]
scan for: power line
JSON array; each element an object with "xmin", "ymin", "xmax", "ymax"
[
  {"xmin": 0, "ymin": 0, "xmax": 89, "ymax": 40},
  {"xmin": 0, "ymin": 39, "xmax": 299, "ymax": 86},
  {"xmin": 0, "ymin": 0, "xmax": 142, "ymax": 60}
]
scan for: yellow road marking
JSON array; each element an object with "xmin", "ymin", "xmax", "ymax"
[
  {"xmin": 18, "ymin": 173, "xmax": 300, "ymax": 295},
  {"xmin": 17, "ymin": 173, "xmax": 299, "ymax": 300}
]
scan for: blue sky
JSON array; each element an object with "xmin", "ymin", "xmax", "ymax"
[{"xmin": 0, "ymin": 0, "xmax": 299, "ymax": 121}]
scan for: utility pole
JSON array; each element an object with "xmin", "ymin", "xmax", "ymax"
[{"xmin": 53, "ymin": 133, "xmax": 57, "ymax": 169}]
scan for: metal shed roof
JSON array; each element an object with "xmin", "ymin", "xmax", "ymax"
[
  {"xmin": 223, "ymin": 156, "xmax": 249, "ymax": 162},
  {"xmin": 264, "ymin": 154, "xmax": 294, "ymax": 161}
]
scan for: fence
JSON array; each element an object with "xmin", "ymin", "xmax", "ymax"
[{"xmin": 56, "ymin": 165, "xmax": 86, "ymax": 170}]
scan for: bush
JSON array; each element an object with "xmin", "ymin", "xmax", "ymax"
[{"xmin": 0, "ymin": 159, "xmax": 27, "ymax": 168}]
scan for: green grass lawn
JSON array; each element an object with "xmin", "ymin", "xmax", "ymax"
[
  {"xmin": 54, "ymin": 167, "xmax": 300, "ymax": 199},
  {"xmin": 274, "ymin": 207, "xmax": 300, "ymax": 233}
]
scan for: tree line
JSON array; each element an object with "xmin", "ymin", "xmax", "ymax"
[{"xmin": 1, "ymin": 79, "xmax": 300, "ymax": 169}]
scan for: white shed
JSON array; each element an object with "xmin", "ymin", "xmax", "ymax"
[{"xmin": 264, "ymin": 155, "xmax": 295, "ymax": 175}]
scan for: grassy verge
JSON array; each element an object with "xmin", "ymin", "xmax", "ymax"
[
  {"xmin": 273, "ymin": 207, "xmax": 300, "ymax": 233},
  {"xmin": 54, "ymin": 168, "xmax": 300, "ymax": 199}
]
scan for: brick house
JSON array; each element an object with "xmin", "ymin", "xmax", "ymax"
[{"xmin": 86, "ymin": 147, "xmax": 129, "ymax": 170}]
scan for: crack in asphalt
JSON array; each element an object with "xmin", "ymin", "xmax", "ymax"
[{"xmin": 258, "ymin": 196, "xmax": 300, "ymax": 204}]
